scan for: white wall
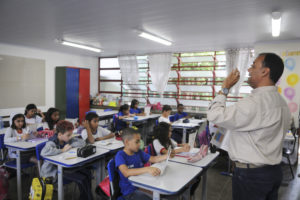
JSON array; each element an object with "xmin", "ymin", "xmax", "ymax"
[
  {"xmin": 255, "ymin": 40, "xmax": 300, "ymax": 128},
  {"xmin": 0, "ymin": 43, "xmax": 98, "ymax": 116}
]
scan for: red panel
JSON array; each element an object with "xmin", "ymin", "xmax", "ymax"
[{"xmin": 79, "ymin": 69, "xmax": 90, "ymax": 122}]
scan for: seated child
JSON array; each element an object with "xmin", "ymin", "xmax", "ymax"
[
  {"xmin": 4, "ymin": 113, "xmax": 37, "ymax": 163},
  {"xmin": 24, "ymin": 103, "xmax": 45, "ymax": 125},
  {"xmin": 173, "ymin": 104, "xmax": 188, "ymax": 121},
  {"xmin": 40, "ymin": 120, "xmax": 93, "ymax": 200},
  {"xmin": 158, "ymin": 105, "xmax": 172, "ymax": 124},
  {"xmin": 116, "ymin": 104, "xmax": 135, "ymax": 132},
  {"xmin": 116, "ymin": 128, "xmax": 168, "ymax": 200},
  {"xmin": 130, "ymin": 99, "xmax": 145, "ymax": 116},
  {"xmin": 153, "ymin": 122, "xmax": 190, "ymax": 157},
  {"xmin": 81, "ymin": 112, "xmax": 114, "ymax": 144},
  {"xmin": 42, "ymin": 107, "xmax": 60, "ymax": 131}
]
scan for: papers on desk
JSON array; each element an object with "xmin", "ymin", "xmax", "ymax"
[
  {"xmin": 27, "ymin": 138, "xmax": 48, "ymax": 143},
  {"xmin": 97, "ymin": 140, "xmax": 112, "ymax": 146},
  {"xmin": 151, "ymin": 147, "xmax": 171, "ymax": 175},
  {"xmin": 176, "ymin": 148, "xmax": 199, "ymax": 158},
  {"xmin": 62, "ymin": 150, "xmax": 77, "ymax": 160}
]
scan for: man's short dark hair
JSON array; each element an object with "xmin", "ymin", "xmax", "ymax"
[
  {"xmin": 162, "ymin": 105, "xmax": 172, "ymax": 112},
  {"xmin": 177, "ymin": 104, "xmax": 184, "ymax": 108},
  {"xmin": 259, "ymin": 53, "xmax": 284, "ymax": 84},
  {"xmin": 121, "ymin": 128, "xmax": 140, "ymax": 141}
]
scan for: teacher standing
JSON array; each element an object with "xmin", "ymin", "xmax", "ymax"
[{"xmin": 207, "ymin": 53, "xmax": 291, "ymax": 200}]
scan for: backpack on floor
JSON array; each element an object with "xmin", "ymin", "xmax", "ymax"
[
  {"xmin": 29, "ymin": 177, "xmax": 53, "ymax": 200},
  {"xmin": 0, "ymin": 166, "xmax": 9, "ymax": 200}
]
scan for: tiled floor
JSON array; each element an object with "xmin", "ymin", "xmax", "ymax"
[{"xmin": 4, "ymin": 154, "xmax": 300, "ymax": 200}]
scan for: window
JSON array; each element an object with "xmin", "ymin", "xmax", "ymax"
[{"xmin": 98, "ymin": 51, "xmax": 252, "ymax": 111}]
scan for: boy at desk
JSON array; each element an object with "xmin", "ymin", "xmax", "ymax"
[
  {"xmin": 115, "ymin": 128, "xmax": 168, "ymax": 200},
  {"xmin": 40, "ymin": 120, "xmax": 93, "ymax": 200}
]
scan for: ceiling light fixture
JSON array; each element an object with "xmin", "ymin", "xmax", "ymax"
[
  {"xmin": 272, "ymin": 12, "xmax": 281, "ymax": 37},
  {"xmin": 138, "ymin": 31, "xmax": 172, "ymax": 46},
  {"xmin": 59, "ymin": 40, "xmax": 101, "ymax": 52}
]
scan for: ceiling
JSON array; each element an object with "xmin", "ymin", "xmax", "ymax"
[{"xmin": 0, "ymin": 0, "xmax": 300, "ymax": 57}]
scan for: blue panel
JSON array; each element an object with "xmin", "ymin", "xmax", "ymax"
[{"xmin": 66, "ymin": 68, "xmax": 79, "ymax": 118}]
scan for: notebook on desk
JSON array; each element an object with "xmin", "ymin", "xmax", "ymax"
[{"xmin": 151, "ymin": 146, "xmax": 172, "ymax": 175}]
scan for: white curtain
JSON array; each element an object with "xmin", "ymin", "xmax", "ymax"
[
  {"xmin": 149, "ymin": 53, "xmax": 172, "ymax": 95},
  {"xmin": 226, "ymin": 49, "xmax": 252, "ymax": 96},
  {"xmin": 118, "ymin": 55, "xmax": 139, "ymax": 89}
]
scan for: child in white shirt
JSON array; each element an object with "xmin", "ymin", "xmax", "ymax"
[
  {"xmin": 158, "ymin": 105, "xmax": 172, "ymax": 124},
  {"xmin": 81, "ymin": 112, "xmax": 114, "ymax": 144}
]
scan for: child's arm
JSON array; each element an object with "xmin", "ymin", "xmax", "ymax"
[
  {"xmin": 69, "ymin": 138, "xmax": 86, "ymax": 148},
  {"xmin": 37, "ymin": 109, "xmax": 45, "ymax": 122},
  {"xmin": 95, "ymin": 132, "xmax": 115, "ymax": 141},
  {"xmin": 4, "ymin": 128, "xmax": 18, "ymax": 143},
  {"xmin": 83, "ymin": 120, "xmax": 96, "ymax": 144},
  {"xmin": 41, "ymin": 142, "xmax": 71, "ymax": 156},
  {"xmin": 148, "ymin": 154, "xmax": 168, "ymax": 163},
  {"xmin": 119, "ymin": 164, "xmax": 161, "ymax": 178}
]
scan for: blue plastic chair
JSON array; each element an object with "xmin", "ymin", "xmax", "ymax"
[
  {"xmin": 35, "ymin": 141, "xmax": 47, "ymax": 176},
  {"xmin": 155, "ymin": 119, "xmax": 158, "ymax": 125},
  {"xmin": 104, "ymin": 109, "xmax": 113, "ymax": 112},
  {"xmin": 113, "ymin": 114, "xmax": 120, "ymax": 132},
  {"xmin": 107, "ymin": 159, "xmax": 125, "ymax": 200}
]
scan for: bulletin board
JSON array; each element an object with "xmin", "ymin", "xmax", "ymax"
[
  {"xmin": 0, "ymin": 54, "xmax": 45, "ymax": 109},
  {"xmin": 277, "ymin": 51, "xmax": 300, "ymax": 128}
]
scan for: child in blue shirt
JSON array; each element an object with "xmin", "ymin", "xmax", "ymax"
[
  {"xmin": 116, "ymin": 104, "xmax": 135, "ymax": 131},
  {"xmin": 173, "ymin": 104, "xmax": 188, "ymax": 121},
  {"xmin": 115, "ymin": 128, "xmax": 167, "ymax": 200},
  {"xmin": 130, "ymin": 99, "xmax": 145, "ymax": 116}
]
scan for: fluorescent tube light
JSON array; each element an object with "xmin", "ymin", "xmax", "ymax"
[
  {"xmin": 272, "ymin": 12, "xmax": 281, "ymax": 37},
  {"xmin": 60, "ymin": 40, "xmax": 101, "ymax": 52},
  {"xmin": 138, "ymin": 31, "xmax": 172, "ymax": 46}
]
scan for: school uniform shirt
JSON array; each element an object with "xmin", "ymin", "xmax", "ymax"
[
  {"xmin": 158, "ymin": 116, "xmax": 170, "ymax": 124},
  {"xmin": 153, "ymin": 138, "xmax": 178, "ymax": 156},
  {"xmin": 81, "ymin": 126, "xmax": 111, "ymax": 141},
  {"xmin": 115, "ymin": 150, "xmax": 150, "ymax": 196},
  {"xmin": 4, "ymin": 127, "xmax": 31, "ymax": 158},
  {"xmin": 207, "ymin": 86, "xmax": 291, "ymax": 166},
  {"xmin": 130, "ymin": 108, "xmax": 142, "ymax": 114},
  {"xmin": 173, "ymin": 112, "xmax": 188, "ymax": 121},
  {"xmin": 40, "ymin": 122, "xmax": 56, "ymax": 130},
  {"xmin": 116, "ymin": 111, "xmax": 128, "ymax": 131},
  {"xmin": 25, "ymin": 115, "xmax": 43, "ymax": 124}
]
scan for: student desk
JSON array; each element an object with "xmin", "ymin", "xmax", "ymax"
[
  {"xmin": 94, "ymin": 137, "xmax": 124, "ymax": 151},
  {"xmin": 97, "ymin": 110, "xmax": 118, "ymax": 122},
  {"xmin": 43, "ymin": 147, "xmax": 109, "ymax": 200},
  {"xmin": 129, "ymin": 161, "xmax": 203, "ymax": 200},
  {"xmin": 170, "ymin": 149, "xmax": 220, "ymax": 200},
  {"xmin": 172, "ymin": 119, "xmax": 205, "ymax": 143},
  {"xmin": 122, "ymin": 114, "xmax": 160, "ymax": 142},
  {"xmin": 4, "ymin": 139, "xmax": 48, "ymax": 200}
]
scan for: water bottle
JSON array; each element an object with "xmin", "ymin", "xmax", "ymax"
[{"xmin": 0, "ymin": 116, "xmax": 4, "ymax": 129}]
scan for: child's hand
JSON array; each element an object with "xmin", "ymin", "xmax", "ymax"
[
  {"xmin": 182, "ymin": 144, "xmax": 190, "ymax": 152},
  {"xmin": 32, "ymin": 131, "xmax": 39, "ymax": 137},
  {"xmin": 37, "ymin": 109, "xmax": 42, "ymax": 114},
  {"xmin": 21, "ymin": 134, "xmax": 30, "ymax": 141},
  {"xmin": 82, "ymin": 120, "xmax": 90, "ymax": 130},
  {"xmin": 62, "ymin": 144, "xmax": 72, "ymax": 152},
  {"xmin": 170, "ymin": 150, "xmax": 176, "ymax": 158},
  {"xmin": 148, "ymin": 167, "xmax": 161, "ymax": 176}
]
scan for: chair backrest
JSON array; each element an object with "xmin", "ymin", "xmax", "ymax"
[
  {"xmin": 107, "ymin": 158, "xmax": 122, "ymax": 199},
  {"xmin": 155, "ymin": 119, "xmax": 158, "ymax": 125},
  {"xmin": 0, "ymin": 134, "xmax": 5, "ymax": 149},
  {"xmin": 169, "ymin": 115, "xmax": 175, "ymax": 122},
  {"xmin": 36, "ymin": 142, "xmax": 47, "ymax": 161},
  {"xmin": 104, "ymin": 109, "xmax": 113, "ymax": 112},
  {"xmin": 146, "ymin": 143, "xmax": 156, "ymax": 156},
  {"xmin": 35, "ymin": 141, "xmax": 47, "ymax": 176},
  {"xmin": 112, "ymin": 114, "xmax": 119, "ymax": 132}
]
